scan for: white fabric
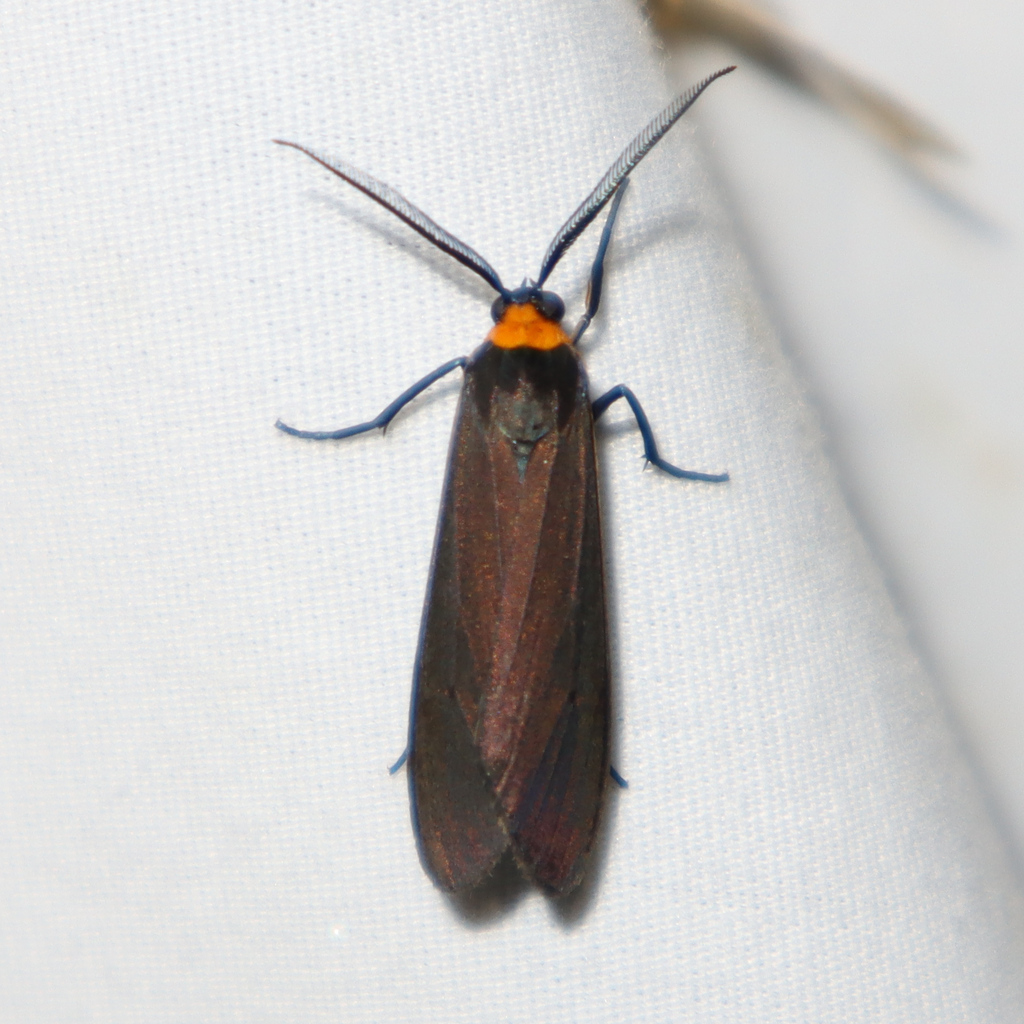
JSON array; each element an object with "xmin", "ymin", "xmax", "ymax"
[
  {"xmin": 680, "ymin": 0, "xmax": 1024, "ymax": 864},
  {"xmin": 2, "ymin": 1, "xmax": 1022, "ymax": 1021}
]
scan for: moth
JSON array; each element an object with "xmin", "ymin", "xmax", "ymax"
[{"xmin": 276, "ymin": 67, "xmax": 733, "ymax": 894}]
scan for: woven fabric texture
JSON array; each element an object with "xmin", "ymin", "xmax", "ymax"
[{"xmin": 2, "ymin": 1, "xmax": 1022, "ymax": 1021}]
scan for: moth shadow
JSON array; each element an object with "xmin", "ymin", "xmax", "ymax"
[{"xmin": 446, "ymin": 850, "xmax": 532, "ymax": 923}]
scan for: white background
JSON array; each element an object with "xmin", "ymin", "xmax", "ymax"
[
  {"xmin": 2, "ymin": 1, "xmax": 1023, "ymax": 1021},
  {"xmin": 682, "ymin": 0, "xmax": 1024, "ymax": 872}
]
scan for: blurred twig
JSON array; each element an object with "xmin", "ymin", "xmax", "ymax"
[{"xmin": 646, "ymin": 0, "xmax": 959, "ymax": 166}]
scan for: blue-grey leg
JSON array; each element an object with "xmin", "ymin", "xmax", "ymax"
[
  {"xmin": 610, "ymin": 765, "xmax": 629, "ymax": 789},
  {"xmin": 389, "ymin": 749, "xmax": 408, "ymax": 775},
  {"xmin": 275, "ymin": 356, "xmax": 468, "ymax": 440},
  {"xmin": 592, "ymin": 385, "xmax": 729, "ymax": 482},
  {"xmin": 573, "ymin": 180, "xmax": 630, "ymax": 344}
]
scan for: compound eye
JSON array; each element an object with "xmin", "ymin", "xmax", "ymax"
[
  {"xmin": 490, "ymin": 295, "xmax": 509, "ymax": 323},
  {"xmin": 534, "ymin": 290, "xmax": 565, "ymax": 322}
]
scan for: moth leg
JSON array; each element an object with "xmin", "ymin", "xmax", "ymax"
[
  {"xmin": 276, "ymin": 356, "xmax": 468, "ymax": 440},
  {"xmin": 592, "ymin": 385, "xmax": 729, "ymax": 482},
  {"xmin": 389, "ymin": 748, "xmax": 409, "ymax": 775},
  {"xmin": 572, "ymin": 180, "xmax": 630, "ymax": 344},
  {"xmin": 610, "ymin": 765, "xmax": 629, "ymax": 789}
]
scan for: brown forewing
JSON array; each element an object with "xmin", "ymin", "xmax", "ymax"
[{"xmin": 409, "ymin": 342, "xmax": 610, "ymax": 895}]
